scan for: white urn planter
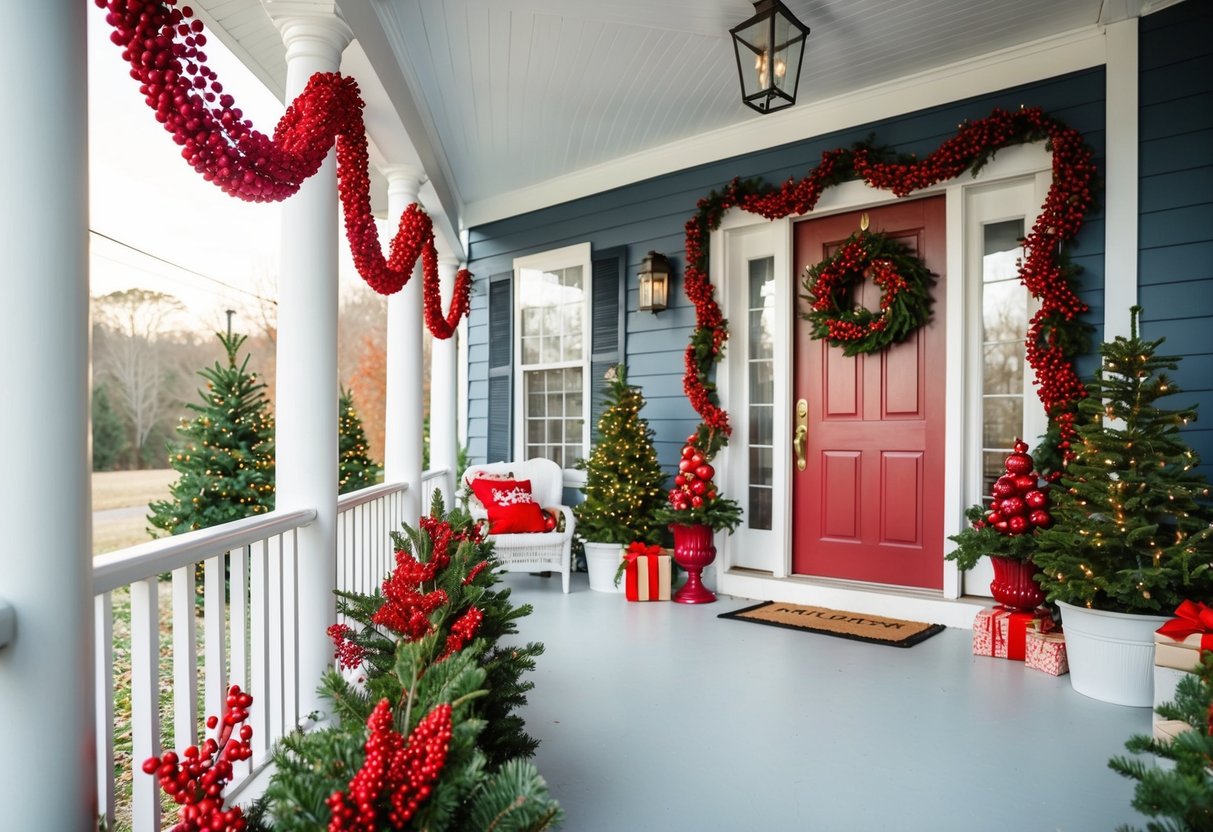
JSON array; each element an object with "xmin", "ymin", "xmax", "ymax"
[
  {"xmin": 583, "ymin": 541, "xmax": 623, "ymax": 593},
  {"xmin": 1057, "ymin": 601, "xmax": 1170, "ymax": 707}
]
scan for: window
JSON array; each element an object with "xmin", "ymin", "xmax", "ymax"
[
  {"xmin": 747, "ymin": 256, "xmax": 775, "ymax": 530},
  {"xmin": 514, "ymin": 244, "xmax": 591, "ymax": 468}
]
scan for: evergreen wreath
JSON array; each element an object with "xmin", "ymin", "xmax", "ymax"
[{"xmin": 801, "ymin": 229, "xmax": 935, "ymax": 356}]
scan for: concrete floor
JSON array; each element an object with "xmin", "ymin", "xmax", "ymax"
[{"xmin": 501, "ymin": 571, "xmax": 1152, "ymax": 832}]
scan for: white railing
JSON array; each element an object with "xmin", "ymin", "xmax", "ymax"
[
  {"xmin": 93, "ymin": 473, "xmax": 449, "ymax": 831},
  {"xmin": 93, "ymin": 509, "xmax": 316, "ymax": 831}
]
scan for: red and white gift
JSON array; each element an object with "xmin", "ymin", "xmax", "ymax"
[
  {"xmin": 622, "ymin": 542, "xmax": 671, "ymax": 602},
  {"xmin": 1025, "ymin": 630, "xmax": 1068, "ymax": 675},
  {"xmin": 972, "ymin": 606, "xmax": 1055, "ymax": 661}
]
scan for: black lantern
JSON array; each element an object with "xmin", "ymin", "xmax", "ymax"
[
  {"xmin": 730, "ymin": 0, "xmax": 810, "ymax": 115},
  {"xmin": 637, "ymin": 251, "xmax": 671, "ymax": 313}
]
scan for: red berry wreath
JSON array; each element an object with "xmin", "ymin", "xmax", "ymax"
[{"xmin": 801, "ymin": 230, "xmax": 935, "ymax": 356}]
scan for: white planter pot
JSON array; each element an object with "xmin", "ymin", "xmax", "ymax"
[
  {"xmin": 583, "ymin": 541, "xmax": 623, "ymax": 593},
  {"xmin": 1057, "ymin": 601, "xmax": 1169, "ymax": 707}
]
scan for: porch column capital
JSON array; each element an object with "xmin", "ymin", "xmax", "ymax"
[
  {"xmin": 268, "ymin": 3, "xmax": 352, "ymax": 68},
  {"xmin": 383, "ymin": 165, "xmax": 427, "ymax": 205}
]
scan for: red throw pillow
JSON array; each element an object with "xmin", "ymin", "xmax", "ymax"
[{"xmin": 469, "ymin": 478, "xmax": 547, "ymax": 534}]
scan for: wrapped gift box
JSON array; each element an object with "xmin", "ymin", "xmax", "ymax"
[
  {"xmin": 624, "ymin": 551, "xmax": 671, "ymax": 601},
  {"xmin": 972, "ymin": 606, "xmax": 1055, "ymax": 660},
  {"xmin": 1025, "ymin": 630, "xmax": 1069, "ymax": 675},
  {"xmin": 1152, "ymin": 718, "xmax": 1190, "ymax": 743}
]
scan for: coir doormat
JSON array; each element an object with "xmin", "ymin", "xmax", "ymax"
[{"xmin": 718, "ymin": 601, "xmax": 945, "ymax": 648}]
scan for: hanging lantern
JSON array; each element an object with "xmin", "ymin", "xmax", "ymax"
[
  {"xmin": 730, "ymin": 0, "xmax": 810, "ymax": 115},
  {"xmin": 637, "ymin": 251, "xmax": 671, "ymax": 313}
]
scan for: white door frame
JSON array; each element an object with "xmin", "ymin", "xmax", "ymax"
[{"xmin": 710, "ymin": 143, "xmax": 1055, "ymax": 628}]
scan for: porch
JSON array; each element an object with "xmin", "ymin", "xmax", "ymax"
[{"xmin": 505, "ymin": 571, "xmax": 1148, "ymax": 830}]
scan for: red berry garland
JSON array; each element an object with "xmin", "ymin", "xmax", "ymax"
[
  {"xmin": 141, "ymin": 685, "xmax": 255, "ymax": 832},
  {"xmin": 326, "ymin": 699, "xmax": 453, "ymax": 831},
  {"xmin": 681, "ymin": 107, "xmax": 1094, "ymax": 464},
  {"xmin": 801, "ymin": 230, "xmax": 935, "ymax": 356},
  {"xmin": 96, "ymin": 0, "xmax": 471, "ymax": 337}
]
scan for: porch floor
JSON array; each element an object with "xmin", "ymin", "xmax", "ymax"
[{"xmin": 501, "ymin": 571, "xmax": 1151, "ymax": 831}]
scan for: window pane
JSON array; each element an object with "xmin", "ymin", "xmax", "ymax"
[
  {"xmin": 982, "ymin": 396, "xmax": 1022, "ymax": 449},
  {"xmin": 565, "ymin": 266, "xmax": 583, "ymax": 292},
  {"xmin": 749, "ymin": 447, "xmax": 773, "ymax": 485},
  {"xmin": 749, "ymin": 360, "xmax": 774, "ymax": 403},
  {"xmin": 748, "ymin": 486, "xmax": 772, "ymax": 530},
  {"xmin": 982, "ymin": 342, "xmax": 1023, "ymax": 395},
  {"xmin": 749, "ymin": 404, "xmax": 773, "ymax": 446},
  {"xmin": 521, "ymin": 336, "xmax": 540, "ymax": 364},
  {"xmin": 982, "ymin": 281, "xmax": 1027, "ymax": 341}
]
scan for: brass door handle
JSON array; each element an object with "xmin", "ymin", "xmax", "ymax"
[{"xmin": 793, "ymin": 398, "xmax": 808, "ymax": 471}]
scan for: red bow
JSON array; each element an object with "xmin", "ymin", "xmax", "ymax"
[
  {"xmin": 624, "ymin": 542, "xmax": 663, "ymax": 563},
  {"xmin": 1156, "ymin": 600, "xmax": 1213, "ymax": 651}
]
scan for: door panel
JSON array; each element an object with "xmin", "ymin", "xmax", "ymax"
[{"xmin": 792, "ymin": 197, "xmax": 946, "ymax": 589}]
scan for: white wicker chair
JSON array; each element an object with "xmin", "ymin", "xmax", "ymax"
[{"xmin": 462, "ymin": 458, "xmax": 575, "ymax": 593}]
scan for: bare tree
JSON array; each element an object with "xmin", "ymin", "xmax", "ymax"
[{"xmin": 92, "ymin": 288, "xmax": 188, "ymax": 468}]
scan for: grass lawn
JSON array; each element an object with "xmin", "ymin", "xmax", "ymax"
[{"xmin": 92, "ymin": 469, "xmax": 175, "ymax": 555}]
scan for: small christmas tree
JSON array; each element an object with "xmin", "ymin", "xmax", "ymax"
[
  {"xmin": 148, "ymin": 331, "xmax": 275, "ymax": 535},
  {"xmin": 338, "ymin": 388, "xmax": 381, "ymax": 493},
  {"xmin": 573, "ymin": 366, "xmax": 668, "ymax": 545},
  {"xmin": 1108, "ymin": 654, "xmax": 1213, "ymax": 831},
  {"xmin": 1033, "ymin": 307, "xmax": 1213, "ymax": 614}
]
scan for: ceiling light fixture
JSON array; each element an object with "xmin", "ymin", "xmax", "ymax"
[{"xmin": 730, "ymin": 0, "xmax": 810, "ymax": 115}]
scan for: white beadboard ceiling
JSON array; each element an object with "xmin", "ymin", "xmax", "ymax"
[{"xmin": 193, "ymin": 0, "xmax": 1172, "ymax": 242}]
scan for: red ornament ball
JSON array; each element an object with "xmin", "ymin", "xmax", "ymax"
[
  {"xmin": 1004, "ymin": 452, "xmax": 1033, "ymax": 475},
  {"xmin": 1013, "ymin": 474, "xmax": 1037, "ymax": 492},
  {"xmin": 1007, "ymin": 515, "xmax": 1029, "ymax": 535},
  {"xmin": 1028, "ymin": 509, "xmax": 1053, "ymax": 528},
  {"xmin": 999, "ymin": 497, "xmax": 1026, "ymax": 517},
  {"xmin": 992, "ymin": 476, "xmax": 1017, "ymax": 497},
  {"xmin": 694, "ymin": 463, "xmax": 715, "ymax": 481},
  {"xmin": 1024, "ymin": 489, "xmax": 1049, "ymax": 509}
]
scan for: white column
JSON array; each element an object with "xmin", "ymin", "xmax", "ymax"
[
  {"xmin": 383, "ymin": 166, "xmax": 426, "ymax": 521},
  {"xmin": 271, "ymin": 9, "xmax": 351, "ymax": 721},
  {"xmin": 0, "ymin": 3, "xmax": 94, "ymax": 827},
  {"xmin": 1103, "ymin": 17, "xmax": 1139, "ymax": 340},
  {"xmin": 431, "ymin": 255, "xmax": 461, "ymax": 500}
]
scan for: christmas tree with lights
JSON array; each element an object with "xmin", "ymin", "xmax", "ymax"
[
  {"xmin": 1033, "ymin": 307, "xmax": 1213, "ymax": 614},
  {"xmin": 338, "ymin": 388, "xmax": 381, "ymax": 494},
  {"xmin": 573, "ymin": 366, "xmax": 668, "ymax": 545},
  {"xmin": 149, "ymin": 331, "xmax": 275, "ymax": 535}
]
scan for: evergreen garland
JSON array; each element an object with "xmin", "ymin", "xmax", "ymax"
[
  {"xmin": 251, "ymin": 492, "xmax": 560, "ymax": 830},
  {"xmin": 1032, "ymin": 307, "xmax": 1213, "ymax": 614},
  {"xmin": 338, "ymin": 388, "xmax": 382, "ymax": 494},
  {"xmin": 148, "ymin": 331, "xmax": 275, "ymax": 535},
  {"xmin": 573, "ymin": 365, "xmax": 669, "ymax": 546}
]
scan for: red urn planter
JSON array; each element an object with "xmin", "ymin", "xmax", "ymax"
[
  {"xmin": 669, "ymin": 523, "xmax": 717, "ymax": 604},
  {"xmin": 989, "ymin": 556, "xmax": 1046, "ymax": 611}
]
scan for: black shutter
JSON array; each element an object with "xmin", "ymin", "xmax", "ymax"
[
  {"xmin": 590, "ymin": 247, "xmax": 626, "ymax": 443},
  {"xmin": 486, "ymin": 273, "xmax": 512, "ymax": 463}
]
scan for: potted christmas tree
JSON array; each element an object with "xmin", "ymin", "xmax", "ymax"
[
  {"xmin": 573, "ymin": 366, "xmax": 668, "ymax": 592},
  {"xmin": 1032, "ymin": 307, "xmax": 1213, "ymax": 706},
  {"xmin": 946, "ymin": 438, "xmax": 1053, "ymax": 611}
]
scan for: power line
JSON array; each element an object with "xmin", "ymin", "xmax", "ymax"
[{"xmin": 89, "ymin": 228, "xmax": 276, "ymax": 306}]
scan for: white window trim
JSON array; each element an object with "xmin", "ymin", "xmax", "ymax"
[{"xmin": 511, "ymin": 242, "xmax": 593, "ymax": 468}]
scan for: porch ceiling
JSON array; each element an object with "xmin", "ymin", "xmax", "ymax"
[{"xmin": 193, "ymin": 0, "xmax": 1167, "ymax": 233}]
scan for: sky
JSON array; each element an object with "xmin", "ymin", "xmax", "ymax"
[{"xmin": 86, "ymin": 7, "xmax": 367, "ymax": 336}]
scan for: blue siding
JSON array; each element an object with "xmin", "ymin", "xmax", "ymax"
[
  {"xmin": 467, "ymin": 68, "xmax": 1108, "ymax": 470},
  {"xmin": 1138, "ymin": 0, "xmax": 1213, "ymax": 480}
]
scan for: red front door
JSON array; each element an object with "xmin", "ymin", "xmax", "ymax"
[{"xmin": 791, "ymin": 197, "xmax": 946, "ymax": 589}]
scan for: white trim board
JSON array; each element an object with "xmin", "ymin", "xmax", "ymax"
[{"xmin": 465, "ymin": 25, "xmax": 1108, "ymax": 227}]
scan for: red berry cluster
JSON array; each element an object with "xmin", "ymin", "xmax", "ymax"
[
  {"xmin": 973, "ymin": 439, "xmax": 1053, "ymax": 536},
  {"xmin": 461, "ymin": 559, "xmax": 490, "ymax": 586},
  {"xmin": 439, "ymin": 605, "xmax": 485, "ymax": 660},
  {"xmin": 667, "ymin": 437, "xmax": 719, "ymax": 512},
  {"xmin": 680, "ymin": 106, "xmax": 1094, "ymax": 463},
  {"xmin": 371, "ymin": 549, "xmax": 449, "ymax": 640},
  {"xmin": 327, "ymin": 623, "xmax": 367, "ymax": 671},
  {"xmin": 96, "ymin": 1, "xmax": 474, "ymax": 331},
  {"xmin": 326, "ymin": 700, "xmax": 453, "ymax": 831},
  {"xmin": 141, "ymin": 684, "xmax": 255, "ymax": 832}
]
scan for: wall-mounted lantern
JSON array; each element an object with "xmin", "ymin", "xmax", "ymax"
[{"xmin": 638, "ymin": 251, "xmax": 671, "ymax": 313}]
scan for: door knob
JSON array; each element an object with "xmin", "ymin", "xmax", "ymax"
[{"xmin": 793, "ymin": 398, "xmax": 808, "ymax": 471}]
